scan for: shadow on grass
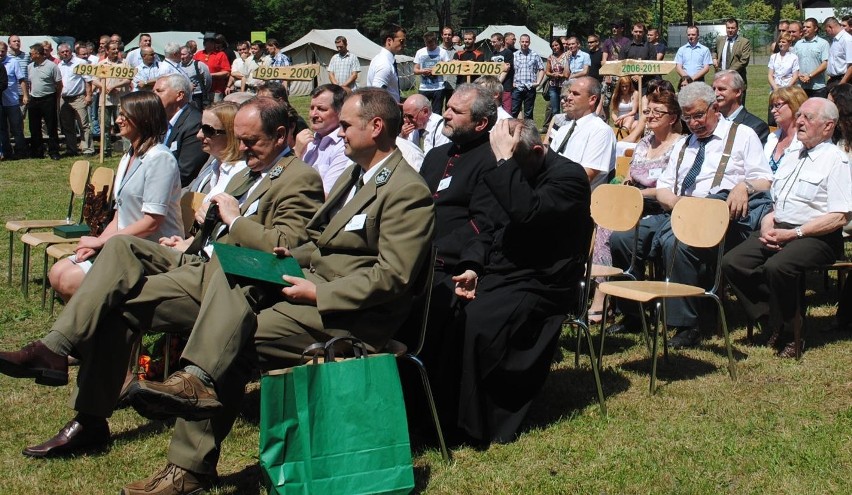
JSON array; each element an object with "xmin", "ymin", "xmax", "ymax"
[
  {"xmin": 217, "ymin": 463, "xmax": 263, "ymax": 494},
  {"xmin": 619, "ymin": 352, "xmax": 720, "ymax": 385},
  {"xmin": 112, "ymin": 418, "xmax": 171, "ymax": 442}
]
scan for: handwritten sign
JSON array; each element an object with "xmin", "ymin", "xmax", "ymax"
[
  {"xmin": 73, "ymin": 64, "xmax": 137, "ymax": 79},
  {"xmin": 432, "ymin": 61, "xmax": 504, "ymax": 77},
  {"xmin": 254, "ymin": 64, "xmax": 319, "ymax": 81},
  {"xmin": 599, "ymin": 60, "xmax": 676, "ymax": 77}
]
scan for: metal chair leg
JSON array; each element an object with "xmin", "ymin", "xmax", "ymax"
[
  {"xmin": 8, "ymin": 231, "xmax": 13, "ymax": 285},
  {"xmin": 403, "ymin": 354, "xmax": 450, "ymax": 462},
  {"xmin": 21, "ymin": 243, "xmax": 31, "ymax": 297},
  {"xmin": 597, "ymin": 294, "xmax": 611, "ymax": 372},
  {"xmin": 649, "ymin": 301, "xmax": 662, "ymax": 394},
  {"xmin": 41, "ymin": 250, "xmax": 49, "ymax": 309},
  {"xmin": 638, "ymin": 301, "xmax": 652, "ymax": 354},
  {"xmin": 576, "ymin": 319, "xmax": 606, "ymax": 415},
  {"xmin": 710, "ymin": 294, "xmax": 737, "ymax": 380}
]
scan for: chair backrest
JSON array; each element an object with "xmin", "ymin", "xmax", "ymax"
[
  {"xmin": 69, "ymin": 160, "xmax": 91, "ymax": 196},
  {"xmin": 90, "ymin": 167, "xmax": 115, "ymax": 200},
  {"xmin": 396, "ymin": 246, "xmax": 437, "ymax": 357},
  {"xmin": 590, "ymin": 184, "xmax": 644, "ymax": 232},
  {"xmin": 67, "ymin": 160, "xmax": 91, "ymax": 223},
  {"xmin": 615, "ymin": 156, "xmax": 631, "ymax": 179},
  {"xmin": 180, "ymin": 192, "xmax": 205, "ymax": 237},
  {"xmin": 670, "ymin": 196, "xmax": 729, "ymax": 248}
]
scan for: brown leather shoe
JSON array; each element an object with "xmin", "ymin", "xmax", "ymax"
[
  {"xmin": 22, "ymin": 417, "xmax": 109, "ymax": 457},
  {"xmin": 128, "ymin": 371, "xmax": 222, "ymax": 421},
  {"xmin": 0, "ymin": 341, "xmax": 68, "ymax": 386},
  {"xmin": 120, "ymin": 463, "xmax": 215, "ymax": 495}
]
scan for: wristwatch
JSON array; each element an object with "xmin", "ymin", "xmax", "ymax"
[
  {"xmin": 744, "ymin": 180, "xmax": 756, "ymax": 195},
  {"xmin": 795, "ymin": 227, "xmax": 804, "ymax": 238}
]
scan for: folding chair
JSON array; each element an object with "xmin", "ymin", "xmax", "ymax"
[
  {"xmin": 5, "ymin": 160, "xmax": 90, "ymax": 285},
  {"xmin": 597, "ymin": 196, "xmax": 737, "ymax": 393}
]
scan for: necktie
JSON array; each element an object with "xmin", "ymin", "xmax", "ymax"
[
  {"xmin": 725, "ymin": 40, "xmax": 733, "ymax": 69},
  {"xmin": 354, "ymin": 173, "xmax": 365, "ymax": 194},
  {"xmin": 556, "ymin": 121, "xmax": 578, "ymax": 154},
  {"xmin": 799, "ymin": 148, "xmax": 810, "ymax": 160},
  {"xmin": 163, "ymin": 123, "xmax": 173, "ymax": 144},
  {"xmin": 302, "ymin": 134, "xmax": 322, "ymax": 165},
  {"xmin": 679, "ymin": 136, "xmax": 712, "ymax": 195}
]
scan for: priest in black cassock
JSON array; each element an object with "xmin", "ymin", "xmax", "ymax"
[{"xmin": 452, "ymin": 118, "xmax": 592, "ymax": 444}]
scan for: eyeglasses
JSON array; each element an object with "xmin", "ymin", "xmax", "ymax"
[
  {"xmin": 681, "ymin": 109, "xmax": 709, "ymax": 123},
  {"xmin": 643, "ymin": 108, "xmax": 672, "ymax": 117},
  {"xmin": 770, "ymin": 101, "xmax": 788, "ymax": 110},
  {"xmin": 200, "ymin": 124, "xmax": 227, "ymax": 137}
]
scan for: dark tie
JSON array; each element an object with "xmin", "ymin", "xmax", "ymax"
[
  {"xmin": 679, "ymin": 136, "xmax": 712, "ymax": 195},
  {"xmin": 725, "ymin": 40, "xmax": 733, "ymax": 69},
  {"xmin": 799, "ymin": 148, "xmax": 810, "ymax": 160},
  {"xmin": 353, "ymin": 173, "xmax": 365, "ymax": 194},
  {"xmin": 302, "ymin": 134, "xmax": 322, "ymax": 165},
  {"xmin": 556, "ymin": 121, "xmax": 578, "ymax": 154}
]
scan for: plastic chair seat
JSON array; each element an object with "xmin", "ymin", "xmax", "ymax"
[{"xmin": 598, "ymin": 280, "xmax": 706, "ymax": 303}]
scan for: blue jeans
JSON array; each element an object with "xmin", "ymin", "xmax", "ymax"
[
  {"xmin": 548, "ymin": 86, "xmax": 561, "ymax": 118},
  {"xmin": 1, "ymin": 104, "xmax": 26, "ymax": 156},
  {"xmin": 511, "ymin": 86, "xmax": 537, "ymax": 120}
]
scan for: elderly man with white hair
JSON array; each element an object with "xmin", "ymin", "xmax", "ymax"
[
  {"xmin": 153, "ymin": 74, "xmax": 207, "ymax": 185},
  {"xmin": 400, "ymin": 93, "xmax": 449, "ymax": 153},
  {"xmin": 723, "ymin": 98, "xmax": 852, "ymax": 357},
  {"xmin": 609, "ymin": 82, "xmax": 773, "ymax": 348}
]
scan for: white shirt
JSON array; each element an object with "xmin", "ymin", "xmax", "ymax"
[
  {"xmin": 407, "ymin": 113, "xmax": 450, "ymax": 154},
  {"xmin": 828, "ymin": 29, "xmax": 852, "ymax": 77},
  {"xmin": 395, "ymin": 136, "xmax": 425, "ymax": 172},
  {"xmin": 768, "ymin": 51, "xmax": 800, "ymax": 87},
  {"xmin": 414, "ymin": 46, "xmax": 451, "ymax": 92},
  {"xmin": 764, "ymin": 129, "xmax": 802, "ymax": 173},
  {"xmin": 58, "ymin": 56, "xmax": 89, "ymax": 96},
  {"xmin": 367, "ymin": 47, "xmax": 400, "ymax": 101},
  {"xmin": 496, "ymin": 106, "xmax": 512, "ymax": 122},
  {"xmin": 550, "ymin": 112, "xmax": 616, "ymax": 189},
  {"xmin": 772, "ymin": 140, "xmax": 852, "ymax": 225},
  {"xmin": 200, "ymin": 159, "xmax": 248, "ymax": 200},
  {"xmin": 657, "ymin": 118, "xmax": 772, "ymax": 197}
]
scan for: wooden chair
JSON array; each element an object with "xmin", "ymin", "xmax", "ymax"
[
  {"xmin": 5, "ymin": 160, "xmax": 90, "ymax": 285},
  {"xmin": 624, "ymin": 148, "xmax": 634, "ymax": 158},
  {"xmin": 596, "ymin": 197, "xmax": 736, "ymax": 393},
  {"xmin": 179, "ymin": 192, "xmax": 206, "ymax": 237},
  {"xmin": 615, "ymin": 155, "xmax": 632, "ymax": 181},
  {"xmin": 22, "ymin": 166, "xmax": 114, "ymax": 299}
]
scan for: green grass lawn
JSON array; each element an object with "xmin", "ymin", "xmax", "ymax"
[{"xmin": 0, "ymin": 69, "xmax": 850, "ymax": 494}]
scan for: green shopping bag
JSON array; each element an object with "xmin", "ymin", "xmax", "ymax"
[{"xmin": 259, "ymin": 337, "xmax": 415, "ymax": 495}]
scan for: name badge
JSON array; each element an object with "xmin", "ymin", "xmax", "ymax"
[
  {"xmin": 345, "ymin": 213, "xmax": 367, "ymax": 231},
  {"xmin": 437, "ymin": 176, "xmax": 452, "ymax": 192},
  {"xmin": 648, "ymin": 168, "xmax": 662, "ymax": 180},
  {"xmin": 169, "ymin": 141, "xmax": 178, "ymax": 152}
]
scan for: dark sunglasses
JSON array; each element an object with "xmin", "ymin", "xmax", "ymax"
[{"xmin": 200, "ymin": 124, "xmax": 227, "ymax": 138}]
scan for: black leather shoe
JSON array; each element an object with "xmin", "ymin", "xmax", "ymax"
[
  {"xmin": 49, "ymin": 153, "xmax": 61, "ymax": 161},
  {"xmin": 605, "ymin": 317, "xmax": 641, "ymax": 336},
  {"xmin": 22, "ymin": 417, "xmax": 109, "ymax": 457},
  {"xmin": 0, "ymin": 341, "xmax": 69, "ymax": 386},
  {"xmin": 668, "ymin": 327, "xmax": 702, "ymax": 349}
]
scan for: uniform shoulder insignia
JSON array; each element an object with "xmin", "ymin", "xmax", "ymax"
[
  {"xmin": 375, "ymin": 167, "xmax": 392, "ymax": 185},
  {"xmin": 269, "ymin": 163, "xmax": 285, "ymax": 179}
]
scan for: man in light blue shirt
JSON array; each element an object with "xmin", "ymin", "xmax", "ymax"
[
  {"xmin": 675, "ymin": 26, "xmax": 712, "ymax": 81},
  {"xmin": 0, "ymin": 41, "xmax": 27, "ymax": 158},
  {"xmin": 566, "ymin": 37, "xmax": 591, "ymax": 80},
  {"xmin": 795, "ymin": 18, "xmax": 830, "ymax": 97}
]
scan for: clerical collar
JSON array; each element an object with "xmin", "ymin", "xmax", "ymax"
[{"xmin": 450, "ymin": 132, "xmax": 490, "ymax": 155}]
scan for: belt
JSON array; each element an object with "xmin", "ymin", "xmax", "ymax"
[
  {"xmin": 30, "ymin": 94, "xmax": 57, "ymax": 100},
  {"xmin": 62, "ymin": 93, "xmax": 85, "ymax": 100}
]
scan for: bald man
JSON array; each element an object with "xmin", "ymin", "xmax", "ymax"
[{"xmin": 401, "ymin": 93, "xmax": 450, "ymax": 153}]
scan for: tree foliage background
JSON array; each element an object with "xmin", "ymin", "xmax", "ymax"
[{"xmin": 0, "ymin": 0, "xmax": 847, "ymax": 51}]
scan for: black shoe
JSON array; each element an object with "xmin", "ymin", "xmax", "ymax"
[
  {"xmin": 605, "ymin": 317, "xmax": 641, "ymax": 336},
  {"xmin": 63, "ymin": 151, "xmax": 79, "ymax": 158},
  {"xmin": 668, "ymin": 327, "xmax": 702, "ymax": 349},
  {"xmin": 49, "ymin": 153, "xmax": 61, "ymax": 161}
]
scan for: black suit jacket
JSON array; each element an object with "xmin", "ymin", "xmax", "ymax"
[
  {"xmin": 166, "ymin": 104, "xmax": 208, "ymax": 187},
  {"xmin": 731, "ymin": 108, "xmax": 770, "ymax": 145}
]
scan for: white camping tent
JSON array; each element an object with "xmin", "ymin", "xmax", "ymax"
[
  {"xmin": 475, "ymin": 25, "xmax": 551, "ymax": 60},
  {"xmin": 282, "ymin": 29, "xmax": 414, "ymax": 97},
  {"xmin": 125, "ymin": 32, "xmax": 205, "ymax": 56}
]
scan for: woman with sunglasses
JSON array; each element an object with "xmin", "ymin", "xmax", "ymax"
[
  {"xmin": 765, "ymin": 86, "xmax": 807, "ymax": 174},
  {"xmin": 49, "ymin": 91, "xmax": 183, "ymax": 301}
]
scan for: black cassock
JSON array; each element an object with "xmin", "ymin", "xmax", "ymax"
[{"xmin": 454, "ymin": 149, "xmax": 591, "ymax": 444}]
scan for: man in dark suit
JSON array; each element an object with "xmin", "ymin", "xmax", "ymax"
[
  {"xmin": 714, "ymin": 18, "xmax": 751, "ymax": 90},
  {"xmin": 452, "ymin": 118, "xmax": 592, "ymax": 444},
  {"xmin": 0, "ymin": 97, "xmax": 325, "ymax": 467},
  {"xmin": 122, "ymin": 88, "xmax": 436, "ymax": 494},
  {"xmin": 154, "ymin": 74, "xmax": 209, "ymax": 186},
  {"xmin": 713, "ymin": 70, "xmax": 769, "ymax": 144}
]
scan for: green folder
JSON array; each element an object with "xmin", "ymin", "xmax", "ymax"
[{"xmin": 212, "ymin": 242, "xmax": 304, "ymax": 286}]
